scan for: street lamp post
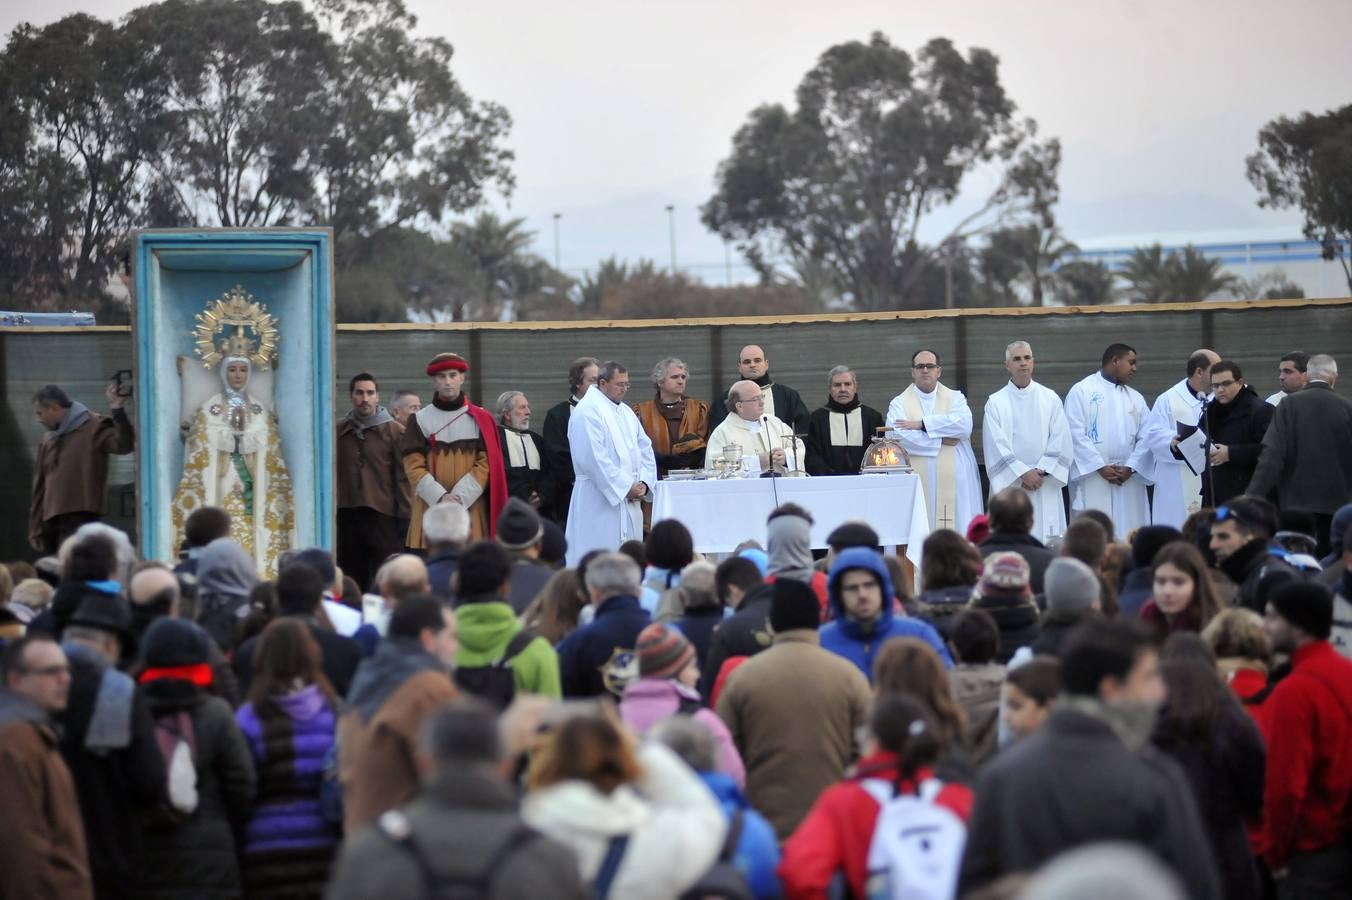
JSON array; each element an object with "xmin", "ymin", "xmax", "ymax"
[
  {"xmin": 665, "ymin": 205, "xmax": 676, "ymax": 275},
  {"xmin": 552, "ymin": 213, "xmax": 561, "ymax": 271}
]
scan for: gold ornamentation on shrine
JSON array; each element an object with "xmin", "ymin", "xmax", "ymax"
[{"xmin": 192, "ymin": 285, "xmax": 279, "ymax": 370}]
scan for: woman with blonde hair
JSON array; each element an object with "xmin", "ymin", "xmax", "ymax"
[
  {"xmin": 520, "ymin": 568, "xmax": 587, "ymax": 646},
  {"xmin": 523, "ymin": 708, "xmax": 725, "ymax": 898}
]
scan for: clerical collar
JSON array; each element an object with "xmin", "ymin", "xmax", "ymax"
[
  {"xmin": 569, "ymin": 395, "xmax": 581, "ymax": 405},
  {"xmin": 503, "ymin": 423, "xmax": 530, "ymax": 434},
  {"xmin": 432, "ymin": 393, "xmax": 467, "ymax": 411},
  {"xmin": 751, "ymin": 374, "xmax": 773, "ymax": 388},
  {"xmin": 826, "ymin": 396, "xmax": 861, "ymax": 413},
  {"xmin": 1009, "ymin": 380, "xmax": 1034, "ymax": 392},
  {"xmin": 742, "ymin": 418, "xmax": 763, "ymax": 432}
]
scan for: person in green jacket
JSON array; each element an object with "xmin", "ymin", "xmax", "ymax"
[{"xmin": 453, "ymin": 541, "xmax": 562, "ymax": 699}]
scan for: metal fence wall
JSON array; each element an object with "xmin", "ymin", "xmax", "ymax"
[{"xmin": 4, "ymin": 298, "xmax": 1350, "ymax": 558}]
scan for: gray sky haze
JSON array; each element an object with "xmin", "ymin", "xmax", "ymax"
[{"xmin": 5, "ymin": 0, "xmax": 1350, "ymax": 279}]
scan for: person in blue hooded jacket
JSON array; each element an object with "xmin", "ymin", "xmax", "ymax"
[{"xmin": 820, "ymin": 547, "xmax": 953, "ymax": 680}]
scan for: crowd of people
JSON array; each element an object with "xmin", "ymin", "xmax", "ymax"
[{"xmin": 6, "ymin": 336, "xmax": 1352, "ymax": 899}]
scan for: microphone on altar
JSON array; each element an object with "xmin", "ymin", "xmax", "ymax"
[{"xmin": 760, "ymin": 415, "xmax": 784, "ymax": 478}]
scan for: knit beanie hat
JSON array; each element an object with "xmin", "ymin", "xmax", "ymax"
[
  {"xmin": 636, "ymin": 622, "xmax": 696, "ymax": 679},
  {"xmin": 769, "ymin": 577, "xmax": 821, "ymax": 633},
  {"xmin": 141, "ymin": 618, "xmax": 212, "ymax": 668},
  {"xmin": 1131, "ymin": 525, "xmax": 1183, "ymax": 568},
  {"xmin": 978, "ymin": 552, "xmax": 1031, "ymax": 602},
  {"xmin": 496, "ymin": 497, "xmax": 544, "ymax": 551},
  {"xmin": 1044, "ymin": 557, "xmax": 1100, "ymax": 612},
  {"xmin": 1269, "ymin": 581, "xmax": 1333, "ymax": 640}
]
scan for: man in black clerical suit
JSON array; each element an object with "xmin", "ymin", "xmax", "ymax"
[
  {"xmin": 496, "ymin": 390, "xmax": 555, "ymax": 520},
  {"xmin": 805, "ymin": 365, "xmax": 885, "ymax": 475},
  {"xmin": 540, "ymin": 356, "xmax": 598, "ymax": 522},
  {"xmin": 708, "ymin": 343, "xmax": 810, "ymax": 436}
]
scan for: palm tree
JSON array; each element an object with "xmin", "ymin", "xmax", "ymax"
[
  {"xmin": 979, "ymin": 224, "xmax": 1078, "ymax": 306},
  {"xmin": 1120, "ymin": 244, "xmax": 1170, "ymax": 302},
  {"xmin": 1053, "ymin": 259, "xmax": 1117, "ymax": 306},
  {"xmin": 1161, "ymin": 245, "xmax": 1239, "ymax": 301},
  {"xmin": 579, "ymin": 256, "xmax": 630, "ymax": 312},
  {"xmin": 450, "ymin": 212, "xmax": 536, "ymax": 320}
]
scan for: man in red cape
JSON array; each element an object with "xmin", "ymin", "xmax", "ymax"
[{"xmin": 400, "ymin": 352, "xmax": 508, "ymax": 548}]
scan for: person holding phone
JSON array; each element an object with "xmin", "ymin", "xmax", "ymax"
[{"xmin": 29, "ymin": 381, "xmax": 134, "ymax": 555}]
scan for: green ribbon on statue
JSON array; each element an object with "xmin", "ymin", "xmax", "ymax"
[{"xmin": 231, "ymin": 452, "xmax": 254, "ymax": 516}]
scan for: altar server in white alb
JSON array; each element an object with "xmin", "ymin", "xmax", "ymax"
[
  {"xmin": 1139, "ymin": 349, "xmax": 1220, "ymax": 529},
  {"xmin": 564, "ymin": 361, "xmax": 657, "ymax": 566},
  {"xmin": 705, "ymin": 380, "xmax": 806, "ymax": 475},
  {"xmin": 886, "ymin": 349, "xmax": 983, "ymax": 534},
  {"xmin": 982, "ymin": 341, "xmax": 1074, "ymax": 544},
  {"xmin": 1064, "ymin": 343, "xmax": 1153, "ymax": 535}
]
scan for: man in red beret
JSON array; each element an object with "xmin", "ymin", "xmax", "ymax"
[{"xmin": 400, "ymin": 353, "xmax": 508, "ymax": 549}]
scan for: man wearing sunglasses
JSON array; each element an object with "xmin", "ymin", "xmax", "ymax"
[{"xmin": 1202, "ymin": 361, "xmax": 1273, "ymax": 507}]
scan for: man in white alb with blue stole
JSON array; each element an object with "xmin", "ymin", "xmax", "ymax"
[
  {"xmin": 564, "ymin": 362, "xmax": 657, "ymax": 566},
  {"xmin": 982, "ymin": 341, "xmax": 1074, "ymax": 544},
  {"xmin": 1140, "ymin": 349, "xmax": 1219, "ymax": 529},
  {"xmin": 1065, "ymin": 343, "xmax": 1153, "ymax": 535},
  {"xmin": 886, "ymin": 349, "xmax": 983, "ymax": 534}
]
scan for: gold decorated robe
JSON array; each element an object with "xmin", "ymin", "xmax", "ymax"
[{"xmin": 171, "ymin": 393, "xmax": 294, "ymax": 577}]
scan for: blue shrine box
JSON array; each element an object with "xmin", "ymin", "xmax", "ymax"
[{"xmin": 132, "ymin": 229, "xmax": 335, "ymax": 564}]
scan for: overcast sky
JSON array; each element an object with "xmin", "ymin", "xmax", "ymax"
[{"xmin": 5, "ymin": 0, "xmax": 1351, "ymax": 280}]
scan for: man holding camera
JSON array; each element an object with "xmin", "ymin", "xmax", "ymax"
[{"xmin": 29, "ymin": 381, "xmax": 135, "ymax": 555}]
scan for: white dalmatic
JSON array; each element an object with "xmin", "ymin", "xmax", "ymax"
[
  {"xmin": 983, "ymin": 381, "xmax": 1073, "ymax": 544},
  {"xmin": 1064, "ymin": 371, "xmax": 1153, "ymax": 535},
  {"xmin": 1141, "ymin": 380, "xmax": 1206, "ymax": 529},
  {"xmin": 886, "ymin": 384, "xmax": 983, "ymax": 534},
  {"xmin": 564, "ymin": 385, "xmax": 658, "ymax": 566}
]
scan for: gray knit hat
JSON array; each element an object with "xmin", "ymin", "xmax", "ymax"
[{"xmin": 1045, "ymin": 557, "xmax": 1101, "ymax": 612}]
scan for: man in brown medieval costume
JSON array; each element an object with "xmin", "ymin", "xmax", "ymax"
[{"xmin": 400, "ymin": 353, "xmax": 508, "ymax": 550}]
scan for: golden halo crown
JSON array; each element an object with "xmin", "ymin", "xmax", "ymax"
[{"xmin": 192, "ymin": 286, "xmax": 279, "ymax": 370}]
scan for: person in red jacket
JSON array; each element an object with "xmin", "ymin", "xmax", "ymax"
[
  {"xmin": 1260, "ymin": 581, "xmax": 1352, "ymax": 894},
  {"xmin": 778, "ymin": 694, "xmax": 972, "ymax": 899}
]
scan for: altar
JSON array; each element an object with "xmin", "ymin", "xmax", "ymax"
[{"xmin": 650, "ymin": 473, "xmax": 930, "ymax": 568}]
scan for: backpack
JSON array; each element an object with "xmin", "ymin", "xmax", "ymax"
[
  {"xmin": 453, "ymin": 629, "xmax": 535, "ymax": 710},
  {"xmin": 676, "ymin": 808, "xmax": 752, "ymax": 900},
  {"xmin": 859, "ymin": 777, "xmax": 966, "ymax": 900},
  {"xmin": 377, "ymin": 809, "xmax": 542, "ymax": 899},
  {"xmin": 152, "ymin": 710, "xmax": 199, "ymax": 818}
]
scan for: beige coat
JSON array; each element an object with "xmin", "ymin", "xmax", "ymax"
[
  {"xmin": 0, "ymin": 714, "xmax": 92, "ymax": 899},
  {"xmin": 337, "ymin": 670, "xmax": 458, "ymax": 832},
  {"xmin": 716, "ymin": 629, "xmax": 872, "ymax": 838},
  {"xmin": 29, "ymin": 409, "xmax": 134, "ymax": 545}
]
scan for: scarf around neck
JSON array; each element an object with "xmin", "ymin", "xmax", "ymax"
[
  {"xmin": 52, "ymin": 401, "xmax": 91, "ymax": 439},
  {"xmin": 345, "ymin": 405, "xmax": 394, "ymax": 438}
]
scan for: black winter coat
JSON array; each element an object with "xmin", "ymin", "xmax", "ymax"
[
  {"xmin": 1248, "ymin": 382, "xmax": 1352, "ymax": 514},
  {"xmin": 1029, "ymin": 608, "xmax": 1098, "ymax": 657},
  {"xmin": 979, "ymin": 533, "xmax": 1056, "ymax": 596},
  {"xmin": 234, "ymin": 616, "xmax": 362, "ymax": 699},
  {"xmin": 138, "ymin": 681, "xmax": 256, "ymax": 900},
  {"xmin": 674, "ymin": 605, "xmax": 725, "ymax": 675},
  {"xmin": 1151, "ymin": 691, "xmax": 1266, "ymax": 900},
  {"xmin": 960, "ymin": 706, "xmax": 1221, "ymax": 900},
  {"xmin": 59, "ymin": 648, "xmax": 166, "ymax": 900},
  {"xmin": 698, "ymin": 583, "xmax": 773, "ymax": 701},
  {"xmin": 969, "ymin": 594, "xmax": 1041, "ymax": 663},
  {"xmin": 1202, "ymin": 386, "xmax": 1273, "ymax": 507}
]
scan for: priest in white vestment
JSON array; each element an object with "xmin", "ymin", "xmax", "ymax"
[
  {"xmin": 1140, "ymin": 349, "xmax": 1219, "ymax": 528},
  {"xmin": 706, "ymin": 380, "xmax": 806, "ymax": 475},
  {"xmin": 886, "ymin": 349, "xmax": 983, "ymax": 534},
  {"xmin": 982, "ymin": 341, "xmax": 1074, "ymax": 544},
  {"xmin": 1065, "ymin": 344, "xmax": 1154, "ymax": 535},
  {"xmin": 564, "ymin": 363, "xmax": 658, "ymax": 566}
]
